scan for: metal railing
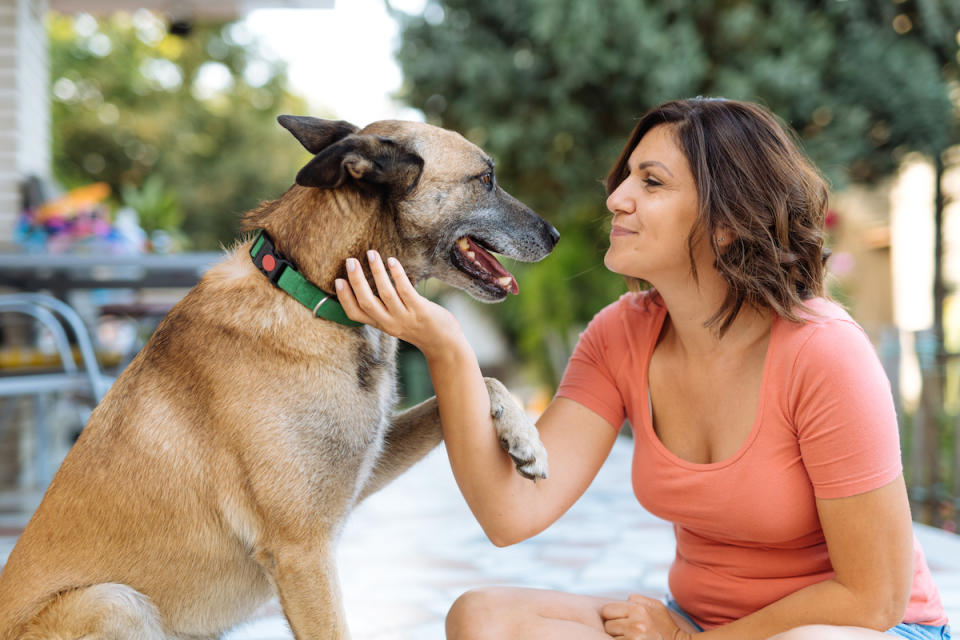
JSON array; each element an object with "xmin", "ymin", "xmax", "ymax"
[
  {"xmin": 0, "ymin": 293, "xmax": 114, "ymax": 487},
  {"xmin": 883, "ymin": 328, "xmax": 960, "ymax": 530}
]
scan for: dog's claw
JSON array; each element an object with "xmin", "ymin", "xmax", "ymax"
[
  {"xmin": 517, "ymin": 467, "xmax": 537, "ymax": 481},
  {"xmin": 508, "ymin": 452, "xmax": 530, "ymax": 466},
  {"xmin": 517, "ymin": 464, "xmax": 547, "ymax": 482},
  {"xmin": 514, "ymin": 457, "xmax": 548, "ymax": 481}
]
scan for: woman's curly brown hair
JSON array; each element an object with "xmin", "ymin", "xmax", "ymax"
[{"xmin": 606, "ymin": 97, "xmax": 831, "ymax": 335}]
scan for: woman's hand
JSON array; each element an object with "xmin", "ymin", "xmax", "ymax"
[
  {"xmin": 335, "ymin": 250, "xmax": 465, "ymax": 358},
  {"xmin": 601, "ymin": 595, "xmax": 693, "ymax": 640}
]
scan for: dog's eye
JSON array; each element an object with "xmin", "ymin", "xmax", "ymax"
[{"xmin": 479, "ymin": 172, "xmax": 493, "ymax": 188}]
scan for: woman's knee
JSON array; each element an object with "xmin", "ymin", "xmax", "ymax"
[
  {"xmin": 446, "ymin": 587, "xmax": 514, "ymax": 640},
  {"xmin": 767, "ymin": 625, "xmax": 844, "ymax": 640}
]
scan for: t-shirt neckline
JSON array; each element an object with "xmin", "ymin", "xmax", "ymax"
[{"xmin": 639, "ymin": 303, "xmax": 778, "ymax": 471}]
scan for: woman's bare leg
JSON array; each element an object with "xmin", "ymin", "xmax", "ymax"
[
  {"xmin": 768, "ymin": 625, "xmax": 903, "ymax": 639},
  {"xmin": 445, "ymin": 586, "xmax": 700, "ymax": 639}
]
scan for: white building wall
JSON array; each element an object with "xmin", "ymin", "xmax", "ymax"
[
  {"xmin": 890, "ymin": 157, "xmax": 937, "ymax": 335},
  {"xmin": 0, "ymin": 0, "xmax": 49, "ymax": 250}
]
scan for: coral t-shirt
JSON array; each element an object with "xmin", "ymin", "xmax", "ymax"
[{"xmin": 555, "ymin": 292, "xmax": 947, "ymax": 630}]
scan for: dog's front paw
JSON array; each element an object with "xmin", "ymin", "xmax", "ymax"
[
  {"xmin": 498, "ymin": 432, "xmax": 548, "ymax": 481},
  {"xmin": 484, "ymin": 378, "xmax": 549, "ymax": 481}
]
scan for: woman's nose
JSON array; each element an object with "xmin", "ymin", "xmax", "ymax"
[{"xmin": 606, "ymin": 181, "xmax": 635, "ymax": 216}]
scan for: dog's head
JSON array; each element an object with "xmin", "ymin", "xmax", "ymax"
[{"xmin": 277, "ymin": 115, "xmax": 559, "ymax": 303}]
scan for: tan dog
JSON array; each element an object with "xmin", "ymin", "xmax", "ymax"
[{"xmin": 0, "ymin": 116, "xmax": 558, "ymax": 639}]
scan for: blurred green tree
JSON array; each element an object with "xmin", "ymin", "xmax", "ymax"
[
  {"xmin": 391, "ymin": 0, "xmax": 960, "ymax": 385},
  {"xmin": 49, "ymin": 11, "xmax": 311, "ymax": 249}
]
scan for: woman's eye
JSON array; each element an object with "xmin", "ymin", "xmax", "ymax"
[
  {"xmin": 643, "ymin": 177, "xmax": 662, "ymax": 188},
  {"xmin": 480, "ymin": 173, "xmax": 493, "ymax": 187}
]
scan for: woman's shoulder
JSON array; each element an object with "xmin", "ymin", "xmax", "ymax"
[
  {"xmin": 791, "ymin": 297, "xmax": 856, "ymax": 325},
  {"xmin": 579, "ymin": 290, "xmax": 664, "ymax": 344},
  {"xmin": 776, "ymin": 299, "xmax": 896, "ymax": 427},
  {"xmin": 776, "ymin": 297, "xmax": 875, "ymax": 364},
  {"xmin": 595, "ymin": 290, "xmax": 664, "ymax": 327}
]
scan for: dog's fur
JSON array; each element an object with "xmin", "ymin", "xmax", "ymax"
[{"xmin": 0, "ymin": 117, "xmax": 558, "ymax": 639}]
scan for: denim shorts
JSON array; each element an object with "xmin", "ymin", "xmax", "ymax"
[{"xmin": 665, "ymin": 599, "xmax": 951, "ymax": 638}]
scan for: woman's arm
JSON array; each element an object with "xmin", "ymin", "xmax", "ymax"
[
  {"xmin": 336, "ymin": 252, "xmax": 619, "ymax": 545},
  {"xmin": 601, "ymin": 476, "xmax": 913, "ymax": 640},
  {"xmin": 699, "ymin": 475, "xmax": 913, "ymax": 639}
]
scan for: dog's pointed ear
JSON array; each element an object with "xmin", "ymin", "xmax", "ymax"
[
  {"xmin": 295, "ymin": 135, "xmax": 424, "ymax": 193},
  {"xmin": 278, "ymin": 115, "xmax": 359, "ymax": 154}
]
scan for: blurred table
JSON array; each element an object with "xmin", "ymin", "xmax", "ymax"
[{"xmin": 0, "ymin": 252, "xmax": 222, "ymax": 297}]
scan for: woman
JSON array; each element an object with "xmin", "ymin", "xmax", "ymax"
[{"xmin": 333, "ymin": 98, "xmax": 950, "ymax": 639}]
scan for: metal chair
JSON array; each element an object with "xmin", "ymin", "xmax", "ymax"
[{"xmin": 0, "ymin": 293, "xmax": 114, "ymax": 486}]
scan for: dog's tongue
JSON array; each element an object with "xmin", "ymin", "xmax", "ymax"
[{"xmin": 458, "ymin": 237, "xmax": 519, "ymax": 294}]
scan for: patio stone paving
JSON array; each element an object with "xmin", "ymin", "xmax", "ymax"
[{"xmin": 2, "ymin": 436, "xmax": 957, "ymax": 639}]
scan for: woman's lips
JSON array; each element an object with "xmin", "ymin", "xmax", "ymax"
[{"xmin": 610, "ymin": 225, "xmax": 636, "ymax": 237}]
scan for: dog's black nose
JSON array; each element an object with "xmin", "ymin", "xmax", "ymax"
[{"xmin": 547, "ymin": 223, "xmax": 560, "ymax": 248}]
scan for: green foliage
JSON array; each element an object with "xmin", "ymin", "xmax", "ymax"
[
  {"xmin": 119, "ymin": 174, "xmax": 181, "ymax": 234},
  {"xmin": 49, "ymin": 11, "xmax": 311, "ymax": 249},
  {"xmin": 392, "ymin": 0, "xmax": 960, "ymax": 383}
]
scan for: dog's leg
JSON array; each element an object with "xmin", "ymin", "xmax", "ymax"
[
  {"xmin": 273, "ymin": 543, "xmax": 349, "ymax": 640},
  {"xmin": 484, "ymin": 377, "xmax": 549, "ymax": 481},
  {"xmin": 356, "ymin": 395, "xmax": 443, "ymax": 502}
]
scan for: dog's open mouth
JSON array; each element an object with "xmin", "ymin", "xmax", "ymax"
[{"xmin": 452, "ymin": 236, "xmax": 519, "ymax": 295}]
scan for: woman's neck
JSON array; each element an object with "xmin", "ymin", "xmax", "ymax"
[{"xmin": 653, "ymin": 271, "xmax": 772, "ymax": 360}]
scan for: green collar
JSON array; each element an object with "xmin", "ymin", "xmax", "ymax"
[{"xmin": 250, "ymin": 230, "xmax": 363, "ymax": 327}]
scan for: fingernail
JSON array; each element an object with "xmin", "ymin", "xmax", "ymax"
[
  {"xmin": 387, "ymin": 257, "xmax": 398, "ymax": 268},
  {"xmin": 335, "ymin": 279, "xmax": 345, "ymax": 291},
  {"xmin": 367, "ymin": 250, "xmax": 378, "ymax": 263},
  {"xmin": 346, "ymin": 258, "xmax": 356, "ymax": 272}
]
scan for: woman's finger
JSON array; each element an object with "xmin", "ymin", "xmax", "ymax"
[
  {"xmin": 367, "ymin": 250, "xmax": 406, "ymax": 315},
  {"xmin": 602, "ymin": 618, "xmax": 628, "ymax": 637},
  {"xmin": 334, "ymin": 277, "xmax": 375, "ymax": 325},
  {"xmin": 345, "ymin": 258, "xmax": 389, "ymax": 322},
  {"xmin": 386, "ymin": 256, "xmax": 419, "ymax": 306},
  {"xmin": 601, "ymin": 601, "xmax": 629, "ymax": 620}
]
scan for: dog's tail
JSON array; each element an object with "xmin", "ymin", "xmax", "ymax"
[{"xmin": 8, "ymin": 584, "xmax": 166, "ymax": 640}]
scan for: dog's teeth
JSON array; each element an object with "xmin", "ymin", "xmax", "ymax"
[
  {"xmin": 457, "ymin": 238, "xmax": 470, "ymax": 251},
  {"xmin": 473, "ymin": 260, "xmax": 482, "ymax": 268},
  {"xmin": 467, "ymin": 251, "xmax": 476, "ymax": 259},
  {"xmin": 497, "ymin": 276, "xmax": 513, "ymax": 288}
]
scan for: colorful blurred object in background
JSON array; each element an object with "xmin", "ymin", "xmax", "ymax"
[{"xmin": 14, "ymin": 181, "xmax": 147, "ymax": 255}]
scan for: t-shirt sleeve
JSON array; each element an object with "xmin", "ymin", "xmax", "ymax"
[
  {"xmin": 790, "ymin": 319, "xmax": 903, "ymax": 499},
  {"xmin": 555, "ymin": 302, "xmax": 627, "ymax": 430}
]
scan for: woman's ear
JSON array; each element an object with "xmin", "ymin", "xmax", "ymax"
[{"xmin": 715, "ymin": 228, "xmax": 736, "ymax": 250}]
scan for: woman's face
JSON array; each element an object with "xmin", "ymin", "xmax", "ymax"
[{"xmin": 604, "ymin": 124, "xmax": 709, "ymax": 283}]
